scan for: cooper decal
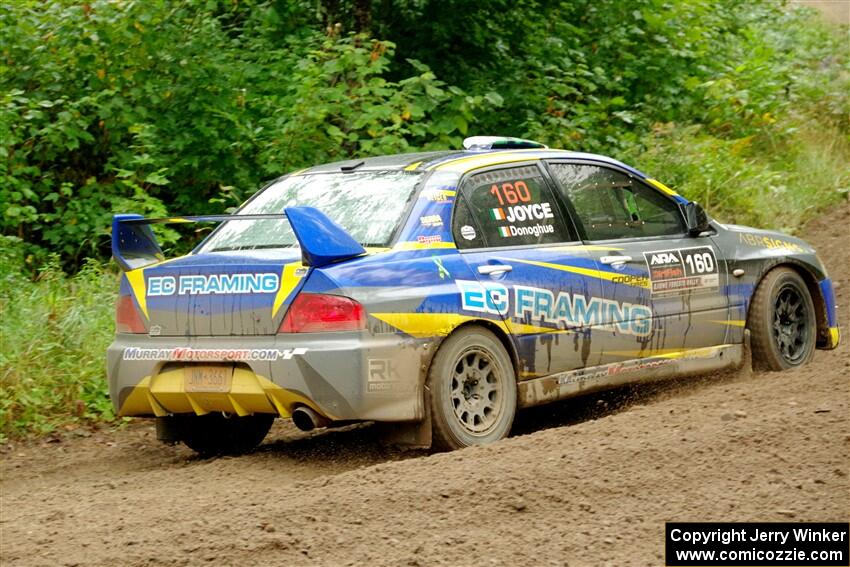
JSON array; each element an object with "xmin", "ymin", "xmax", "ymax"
[
  {"xmin": 611, "ymin": 274, "xmax": 650, "ymax": 287},
  {"xmin": 643, "ymin": 246, "xmax": 719, "ymax": 295}
]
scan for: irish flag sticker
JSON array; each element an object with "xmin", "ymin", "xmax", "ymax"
[
  {"xmin": 490, "ymin": 208, "xmax": 506, "ymax": 221},
  {"xmin": 498, "ymin": 226, "xmax": 512, "ymax": 238}
]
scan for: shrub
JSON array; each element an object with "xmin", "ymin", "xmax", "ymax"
[{"xmin": 0, "ymin": 237, "xmax": 117, "ymax": 441}]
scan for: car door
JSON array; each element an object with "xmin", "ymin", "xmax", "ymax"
[
  {"xmin": 451, "ymin": 162, "xmax": 609, "ymax": 379},
  {"xmin": 545, "ymin": 160, "xmax": 730, "ymax": 363}
]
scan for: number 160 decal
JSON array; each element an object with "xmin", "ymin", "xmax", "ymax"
[
  {"xmin": 643, "ymin": 246, "xmax": 720, "ymax": 296},
  {"xmin": 490, "ymin": 181, "xmax": 532, "ymax": 205}
]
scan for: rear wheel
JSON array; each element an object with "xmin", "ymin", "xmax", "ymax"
[
  {"xmin": 174, "ymin": 413, "xmax": 274, "ymax": 456},
  {"xmin": 748, "ymin": 267, "xmax": 816, "ymax": 371},
  {"xmin": 428, "ymin": 327, "xmax": 516, "ymax": 451}
]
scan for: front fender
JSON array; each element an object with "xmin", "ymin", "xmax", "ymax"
[{"xmin": 714, "ymin": 223, "xmax": 839, "ymax": 349}]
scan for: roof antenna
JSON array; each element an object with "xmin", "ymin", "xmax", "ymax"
[{"xmin": 340, "ymin": 160, "xmax": 365, "ymax": 172}]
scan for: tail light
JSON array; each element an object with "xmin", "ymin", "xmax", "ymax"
[
  {"xmin": 279, "ymin": 293, "xmax": 366, "ymax": 333},
  {"xmin": 116, "ymin": 295, "xmax": 146, "ymax": 333}
]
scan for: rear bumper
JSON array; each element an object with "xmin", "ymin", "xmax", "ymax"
[{"xmin": 107, "ymin": 332, "xmax": 429, "ymax": 422}]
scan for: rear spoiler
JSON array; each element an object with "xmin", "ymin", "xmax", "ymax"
[{"xmin": 111, "ymin": 206, "xmax": 366, "ymax": 271}]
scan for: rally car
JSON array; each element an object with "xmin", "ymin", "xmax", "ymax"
[{"xmin": 108, "ymin": 137, "xmax": 840, "ymax": 454}]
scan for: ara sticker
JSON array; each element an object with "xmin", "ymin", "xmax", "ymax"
[{"xmin": 643, "ymin": 247, "xmax": 719, "ymax": 295}]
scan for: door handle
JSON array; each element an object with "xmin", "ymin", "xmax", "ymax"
[
  {"xmin": 600, "ymin": 255, "xmax": 633, "ymax": 265},
  {"xmin": 478, "ymin": 264, "xmax": 513, "ymax": 275}
]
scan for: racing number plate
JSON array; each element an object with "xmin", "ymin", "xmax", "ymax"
[
  {"xmin": 183, "ymin": 365, "xmax": 233, "ymax": 393},
  {"xmin": 643, "ymin": 246, "xmax": 720, "ymax": 296}
]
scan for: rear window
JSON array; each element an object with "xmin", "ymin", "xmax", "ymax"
[{"xmin": 200, "ymin": 171, "xmax": 422, "ymax": 251}]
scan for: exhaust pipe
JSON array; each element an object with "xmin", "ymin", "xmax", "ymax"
[{"xmin": 291, "ymin": 406, "xmax": 330, "ymax": 432}]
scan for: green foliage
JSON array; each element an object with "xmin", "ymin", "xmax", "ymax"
[
  {"xmin": 0, "ymin": 237, "xmax": 117, "ymax": 441},
  {"xmin": 626, "ymin": 115, "xmax": 850, "ymax": 234},
  {"xmin": 0, "ymin": 1, "xmax": 496, "ymax": 268}
]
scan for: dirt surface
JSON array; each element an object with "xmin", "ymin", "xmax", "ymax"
[{"xmin": 2, "ymin": 204, "xmax": 849, "ymax": 567}]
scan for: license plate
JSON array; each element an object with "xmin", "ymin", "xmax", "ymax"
[{"xmin": 183, "ymin": 365, "xmax": 233, "ymax": 393}]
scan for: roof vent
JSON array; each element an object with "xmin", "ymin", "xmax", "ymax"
[{"xmin": 462, "ymin": 136, "xmax": 548, "ymax": 151}]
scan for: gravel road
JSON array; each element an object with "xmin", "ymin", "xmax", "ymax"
[{"xmin": 2, "ymin": 203, "xmax": 847, "ymax": 567}]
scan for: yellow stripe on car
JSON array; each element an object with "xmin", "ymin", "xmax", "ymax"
[
  {"xmin": 709, "ymin": 320, "xmax": 746, "ymax": 327},
  {"xmin": 507, "ymin": 258, "xmax": 650, "ymax": 288},
  {"xmin": 543, "ymin": 245, "xmax": 624, "ymax": 252},
  {"xmin": 432, "ymin": 150, "xmax": 542, "ymax": 172},
  {"xmin": 392, "ymin": 241, "xmax": 457, "ymax": 251},
  {"xmin": 645, "ymin": 178, "xmax": 679, "ymax": 196},
  {"xmin": 271, "ymin": 261, "xmax": 306, "ymax": 317},
  {"xmin": 125, "ymin": 268, "xmax": 149, "ymax": 319},
  {"xmin": 370, "ymin": 312, "xmax": 570, "ymax": 339},
  {"xmin": 603, "ymin": 344, "xmax": 730, "ymax": 360},
  {"xmin": 371, "ymin": 313, "xmax": 480, "ymax": 337}
]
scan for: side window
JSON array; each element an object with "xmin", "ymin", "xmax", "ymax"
[
  {"xmin": 452, "ymin": 195, "xmax": 486, "ymax": 249},
  {"xmin": 453, "ymin": 165, "xmax": 571, "ymax": 249},
  {"xmin": 549, "ymin": 163, "xmax": 685, "ymax": 240}
]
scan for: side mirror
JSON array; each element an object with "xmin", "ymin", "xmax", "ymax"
[{"xmin": 683, "ymin": 202, "xmax": 710, "ymax": 236}]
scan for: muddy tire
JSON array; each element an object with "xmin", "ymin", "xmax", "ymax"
[
  {"xmin": 747, "ymin": 267, "xmax": 816, "ymax": 371},
  {"xmin": 428, "ymin": 327, "xmax": 516, "ymax": 451},
  {"xmin": 175, "ymin": 413, "xmax": 274, "ymax": 456}
]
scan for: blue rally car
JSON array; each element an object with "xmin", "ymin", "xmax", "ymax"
[{"xmin": 109, "ymin": 137, "xmax": 840, "ymax": 454}]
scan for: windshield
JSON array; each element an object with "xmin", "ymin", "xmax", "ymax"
[{"xmin": 200, "ymin": 171, "xmax": 422, "ymax": 252}]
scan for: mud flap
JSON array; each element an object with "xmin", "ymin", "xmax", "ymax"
[
  {"xmin": 737, "ymin": 329, "xmax": 754, "ymax": 379},
  {"xmin": 376, "ymin": 388, "xmax": 432, "ymax": 449},
  {"xmin": 155, "ymin": 416, "xmax": 181, "ymax": 444}
]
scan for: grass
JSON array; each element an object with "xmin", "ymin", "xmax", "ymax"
[
  {"xmin": 0, "ymin": 243, "xmax": 118, "ymax": 442},
  {"xmin": 627, "ymin": 114, "xmax": 850, "ymax": 235}
]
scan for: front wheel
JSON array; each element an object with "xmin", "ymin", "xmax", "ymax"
[
  {"xmin": 748, "ymin": 267, "xmax": 817, "ymax": 371},
  {"xmin": 428, "ymin": 327, "xmax": 517, "ymax": 451},
  {"xmin": 174, "ymin": 413, "xmax": 274, "ymax": 456}
]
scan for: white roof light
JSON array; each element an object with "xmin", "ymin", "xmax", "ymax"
[{"xmin": 462, "ymin": 136, "xmax": 548, "ymax": 151}]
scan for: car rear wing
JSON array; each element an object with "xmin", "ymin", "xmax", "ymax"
[{"xmin": 111, "ymin": 206, "xmax": 366, "ymax": 271}]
